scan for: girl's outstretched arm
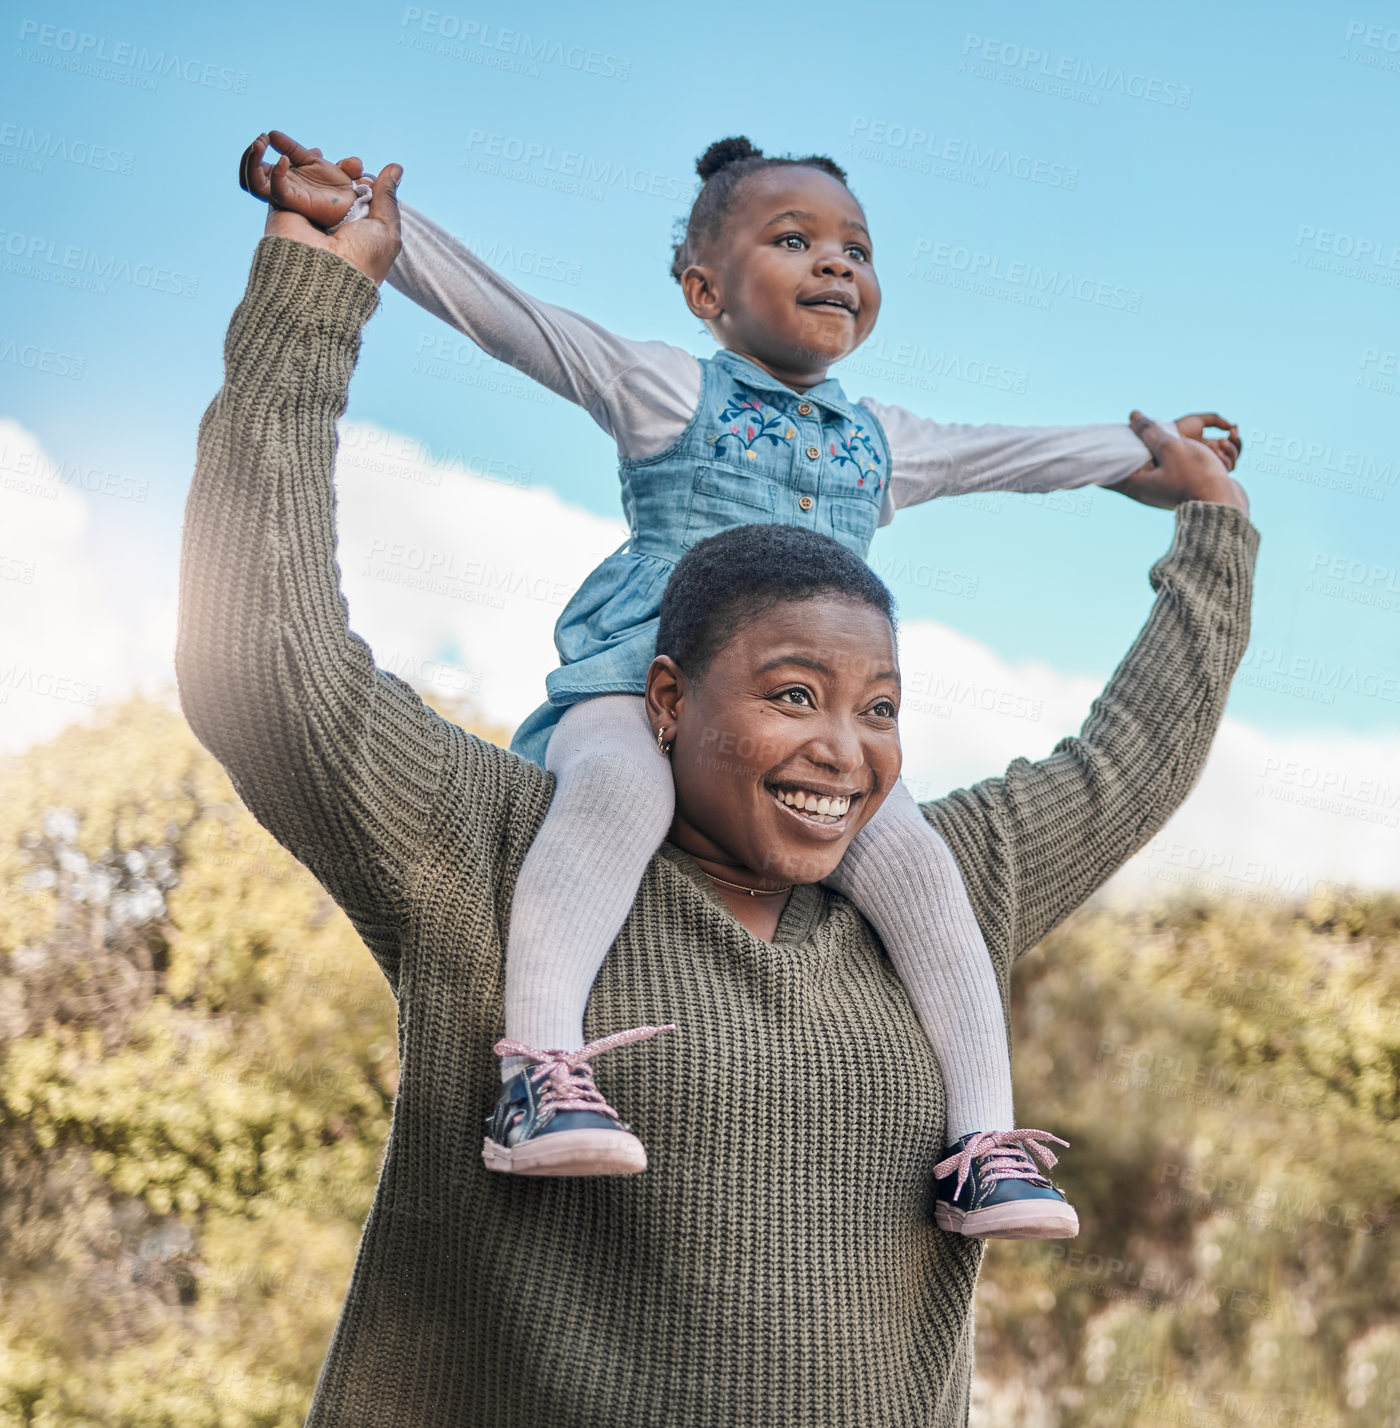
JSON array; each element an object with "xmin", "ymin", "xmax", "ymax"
[
  {"xmin": 343, "ymin": 186, "xmax": 701, "ymax": 460},
  {"xmin": 861, "ymin": 397, "xmax": 1240, "ymax": 526}
]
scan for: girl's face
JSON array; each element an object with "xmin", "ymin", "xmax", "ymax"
[
  {"xmin": 646, "ymin": 594, "xmax": 902, "ymax": 888},
  {"xmin": 680, "ymin": 166, "xmax": 882, "ymax": 390}
]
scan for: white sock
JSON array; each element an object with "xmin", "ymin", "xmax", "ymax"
[
  {"xmin": 502, "ymin": 695, "xmax": 674, "ymax": 1080},
  {"xmin": 824, "ymin": 781, "xmax": 1015, "ymax": 1138}
]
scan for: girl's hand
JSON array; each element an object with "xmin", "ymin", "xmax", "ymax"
[
  {"xmin": 1106, "ymin": 411, "xmax": 1249, "ymax": 516},
  {"xmin": 241, "ymin": 131, "xmax": 404, "ymax": 287},
  {"xmin": 239, "ymin": 129, "xmax": 363, "ymax": 230},
  {"xmin": 1172, "ymin": 411, "xmax": 1241, "ymax": 471}
]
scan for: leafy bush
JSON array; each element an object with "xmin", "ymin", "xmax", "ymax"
[{"xmin": 1, "ymin": 699, "xmax": 1395, "ymax": 1425}]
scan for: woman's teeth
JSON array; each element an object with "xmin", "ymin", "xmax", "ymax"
[{"xmin": 770, "ymin": 788, "xmax": 851, "ymax": 824}]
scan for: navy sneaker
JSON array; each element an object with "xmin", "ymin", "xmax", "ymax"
[
  {"xmin": 481, "ymin": 1024, "xmax": 675, "ymax": 1178},
  {"xmin": 933, "ymin": 1129, "xmax": 1080, "ymax": 1239}
]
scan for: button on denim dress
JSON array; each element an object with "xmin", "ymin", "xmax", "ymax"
[{"xmin": 510, "ymin": 349, "xmax": 893, "ymax": 766}]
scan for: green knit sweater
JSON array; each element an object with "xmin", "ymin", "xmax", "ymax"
[{"xmin": 176, "ymin": 237, "xmax": 1259, "ymax": 1427}]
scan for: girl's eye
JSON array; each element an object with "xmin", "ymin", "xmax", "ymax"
[
  {"xmin": 846, "ymin": 244, "xmax": 870, "ymax": 262},
  {"xmin": 778, "ymin": 233, "xmax": 808, "ymax": 250}
]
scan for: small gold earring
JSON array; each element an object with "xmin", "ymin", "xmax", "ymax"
[{"xmin": 656, "ymin": 725, "xmax": 672, "ymax": 757}]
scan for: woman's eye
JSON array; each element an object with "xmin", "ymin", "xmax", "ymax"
[
  {"xmin": 870, "ymin": 699, "xmax": 898, "ymax": 718},
  {"xmin": 778, "ymin": 687, "xmax": 813, "ymax": 706}
]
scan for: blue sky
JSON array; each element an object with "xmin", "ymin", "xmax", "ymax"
[{"xmin": 3, "ymin": 0, "xmax": 1399, "ymax": 743}]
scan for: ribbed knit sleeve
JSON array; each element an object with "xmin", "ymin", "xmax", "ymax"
[
  {"xmin": 175, "ymin": 236, "xmax": 450, "ymax": 993},
  {"xmin": 925, "ymin": 500, "xmax": 1259, "ymax": 963}
]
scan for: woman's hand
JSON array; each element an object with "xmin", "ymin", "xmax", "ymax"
[
  {"xmin": 1106, "ymin": 411, "xmax": 1249, "ymax": 516},
  {"xmin": 238, "ymin": 130, "xmax": 403, "ymax": 287}
]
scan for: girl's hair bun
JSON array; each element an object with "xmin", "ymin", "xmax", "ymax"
[
  {"xmin": 696, "ymin": 137, "xmax": 763, "ymax": 181},
  {"xmin": 669, "ymin": 136, "xmax": 853, "ymax": 285}
]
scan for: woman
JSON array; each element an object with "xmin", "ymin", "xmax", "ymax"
[{"xmin": 176, "ymin": 165, "xmax": 1256, "ymax": 1427}]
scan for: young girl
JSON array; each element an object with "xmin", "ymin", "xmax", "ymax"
[{"xmin": 240, "ymin": 131, "xmax": 1239, "ymax": 1240}]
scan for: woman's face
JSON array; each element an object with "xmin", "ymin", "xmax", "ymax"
[{"xmin": 648, "ymin": 595, "xmax": 902, "ymax": 886}]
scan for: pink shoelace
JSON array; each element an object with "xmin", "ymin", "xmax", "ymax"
[
  {"xmin": 933, "ymin": 1129, "xmax": 1070, "ymax": 1199},
  {"xmin": 493, "ymin": 1023, "xmax": 677, "ymax": 1121}
]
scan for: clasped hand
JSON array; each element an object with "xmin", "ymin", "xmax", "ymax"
[
  {"xmin": 239, "ymin": 130, "xmax": 402, "ymax": 286},
  {"xmin": 1113, "ymin": 412, "xmax": 1249, "ymax": 515}
]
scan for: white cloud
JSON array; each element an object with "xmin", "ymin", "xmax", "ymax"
[
  {"xmin": 332, "ymin": 422, "xmax": 626, "ymax": 727},
  {"xmin": 0, "ymin": 418, "xmax": 168, "ymax": 753},
  {"xmin": 1114, "ymin": 721, "xmax": 1400, "ymax": 904},
  {"xmin": 889, "ymin": 620, "xmax": 1400, "ymax": 901},
  {"xmin": 4, "ymin": 416, "xmax": 1397, "ymax": 896}
]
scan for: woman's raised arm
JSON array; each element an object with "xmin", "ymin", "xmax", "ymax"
[
  {"xmin": 176, "ymin": 175, "xmax": 446, "ymax": 994},
  {"xmin": 922, "ymin": 419, "xmax": 1258, "ymax": 962}
]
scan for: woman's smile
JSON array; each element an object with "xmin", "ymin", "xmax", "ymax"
[{"xmin": 764, "ymin": 779, "xmax": 861, "ymax": 834}]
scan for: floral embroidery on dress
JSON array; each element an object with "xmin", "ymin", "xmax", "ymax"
[
  {"xmin": 707, "ymin": 397, "xmax": 796, "ymax": 461},
  {"xmin": 827, "ymin": 421, "xmax": 885, "ymax": 489}
]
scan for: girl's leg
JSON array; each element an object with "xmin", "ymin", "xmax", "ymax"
[
  {"xmin": 502, "ymin": 693, "xmax": 675, "ymax": 1078},
  {"xmin": 823, "ymin": 779, "xmax": 1012, "ymax": 1137},
  {"xmin": 826, "ymin": 780, "xmax": 1078, "ymax": 1238}
]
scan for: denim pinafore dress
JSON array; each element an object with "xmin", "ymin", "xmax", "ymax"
[{"xmin": 510, "ymin": 348, "xmax": 892, "ymax": 766}]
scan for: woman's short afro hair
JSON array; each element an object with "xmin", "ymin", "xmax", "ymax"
[
  {"xmin": 669, "ymin": 136, "xmax": 854, "ymax": 284},
  {"xmin": 654, "ymin": 524, "xmax": 896, "ymax": 682}
]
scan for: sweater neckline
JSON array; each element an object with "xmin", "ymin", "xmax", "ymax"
[{"xmin": 655, "ymin": 841, "xmax": 828, "ymax": 947}]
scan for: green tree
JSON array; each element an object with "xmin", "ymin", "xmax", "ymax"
[
  {"xmin": 1, "ymin": 697, "xmax": 433, "ymax": 1425},
  {"xmin": 976, "ymin": 892, "xmax": 1400, "ymax": 1426},
  {"xmin": 1, "ymin": 697, "xmax": 1396, "ymax": 1425}
]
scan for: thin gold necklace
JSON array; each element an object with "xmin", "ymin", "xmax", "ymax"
[{"xmin": 702, "ymin": 868, "xmax": 794, "ymax": 898}]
